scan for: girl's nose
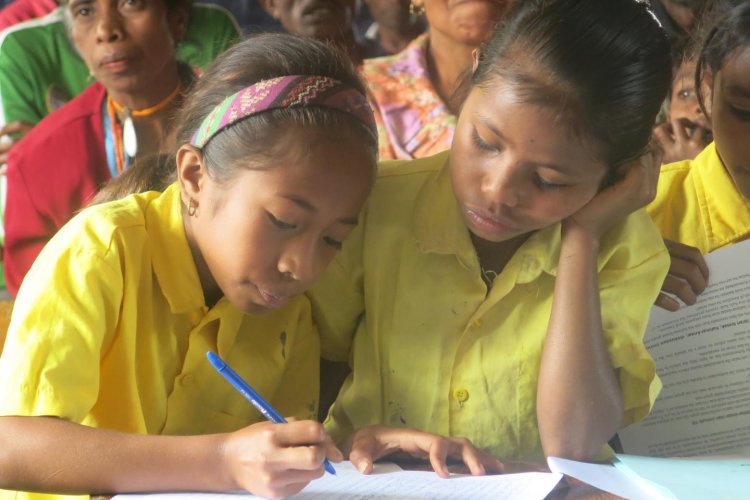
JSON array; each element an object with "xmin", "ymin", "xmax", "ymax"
[
  {"xmin": 277, "ymin": 241, "xmax": 320, "ymax": 288},
  {"xmin": 481, "ymin": 161, "xmax": 522, "ymax": 208}
]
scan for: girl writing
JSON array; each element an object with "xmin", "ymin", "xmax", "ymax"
[
  {"xmin": 0, "ymin": 34, "xmax": 380, "ymax": 500},
  {"xmin": 649, "ymin": 0, "xmax": 750, "ymax": 310},
  {"xmin": 310, "ymin": 0, "xmax": 673, "ymax": 470}
]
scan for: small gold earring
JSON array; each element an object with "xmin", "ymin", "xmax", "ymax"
[
  {"xmin": 409, "ymin": 1, "xmax": 425, "ymax": 16},
  {"xmin": 187, "ymin": 198, "xmax": 198, "ymax": 217}
]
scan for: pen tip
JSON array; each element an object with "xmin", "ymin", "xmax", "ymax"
[{"xmin": 206, "ymin": 351, "xmax": 225, "ymax": 370}]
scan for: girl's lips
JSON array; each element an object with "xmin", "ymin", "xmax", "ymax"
[
  {"xmin": 465, "ymin": 207, "xmax": 517, "ymax": 234},
  {"xmin": 256, "ymin": 285, "xmax": 290, "ymax": 309}
]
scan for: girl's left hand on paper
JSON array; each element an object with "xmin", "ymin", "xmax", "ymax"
[
  {"xmin": 564, "ymin": 147, "xmax": 662, "ymax": 241},
  {"xmin": 221, "ymin": 420, "xmax": 343, "ymax": 499},
  {"xmin": 655, "ymin": 239, "xmax": 709, "ymax": 311},
  {"xmin": 347, "ymin": 425, "xmax": 504, "ymax": 478}
]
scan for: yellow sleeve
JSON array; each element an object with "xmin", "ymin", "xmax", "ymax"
[
  {"xmin": 322, "ymin": 375, "xmax": 357, "ymax": 445},
  {"xmin": 307, "ymin": 216, "xmax": 366, "ymax": 363},
  {"xmin": 270, "ymin": 299, "xmax": 321, "ymax": 422},
  {"xmin": 598, "ymin": 210, "xmax": 670, "ymax": 427},
  {"xmin": 0, "ymin": 237, "xmax": 123, "ymax": 422}
]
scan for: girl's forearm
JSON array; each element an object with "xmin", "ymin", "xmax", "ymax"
[
  {"xmin": 0, "ymin": 416, "xmax": 234, "ymax": 494},
  {"xmin": 537, "ymin": 224, "xmax": 624, "ymax": 460}
]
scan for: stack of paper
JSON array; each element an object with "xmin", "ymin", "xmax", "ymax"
[
  {"xmin": 618, "ymin": 240, "xmax": 750, "ymax": 458},
  {"xmin": 548, "ymin": 455, "xmax": 750, "ymax": 500}
]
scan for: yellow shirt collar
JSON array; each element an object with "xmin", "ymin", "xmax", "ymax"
[
  {"xmin": 146, "ymin": 183, "xmax": 206, "ymax": 314},
  {"xmin": 693, "ymin": 142, "xmax": 750, "ymax": 250}
]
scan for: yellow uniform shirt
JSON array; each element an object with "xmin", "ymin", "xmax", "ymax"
[
  {"xmin": 0, "ymin": 184, "xmax": 319, "ymax": 500},
  {"xmin": 647, "ymin": 142, "xmax": 750, "ymax": 253},
  {"xmin": 310, "ymin": 152, "xmax": 669, "ymax": 459}
]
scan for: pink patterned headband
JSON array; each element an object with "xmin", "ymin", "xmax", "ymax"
[{"xmin": 191, "ymin": 75, "xmax": 376, "ymax": 148}]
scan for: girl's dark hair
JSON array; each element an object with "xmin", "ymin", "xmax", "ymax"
[
  {"xmin": 471, "ymin": 0, "xmax": 671, "ymax": 170},
  {"xmin": 92, "ymin": 33, "xmax": 378, "ymax": 203},
  {"xmin": 175, "ymin": 33, "xmax": 378, "ymax": 183},
  {"xmin": 90, "ymin": 154, "xmax": 175, "ymax": 206},
  {"xmin": 696, "ymin": 1, "xmax": 750, "ymax": 116}
]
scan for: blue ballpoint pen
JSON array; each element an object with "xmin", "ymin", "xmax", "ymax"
[{"xmin": 206, "ymin": 351, "xmax": 337, "ymax": 475}]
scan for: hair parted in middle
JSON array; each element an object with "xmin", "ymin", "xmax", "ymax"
[{"xmin": 471, "ymin": 0, "xmax": 672, "ymax": 171}]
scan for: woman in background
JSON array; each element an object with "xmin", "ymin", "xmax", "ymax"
[
  {"xmin": 362, "ymin": 0, "xmax": 513, "ymax": 160},
  {"xmin": 3, "ymin": 0, "xmax": 194, "ymax": 295}
]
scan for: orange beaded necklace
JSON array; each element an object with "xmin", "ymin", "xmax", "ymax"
[{"xmin": 106, "ymin": 81, "xmax": 182, "ymax": 175}]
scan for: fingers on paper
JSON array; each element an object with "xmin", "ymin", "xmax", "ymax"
[
  {"xmin": 349, "ymin": 426, "xmax": 504, "ymax": 478},
  {"xmin": 431, "ymin": 437, "xmax": 504, "ymax": 477},
  {"xmin": 655, "ymin": 240, "xmax": 709, "ymax": 310},
  {"xmin": 655, "ymin": 291, "xmax": 681, "ymax": 312},
  {"xmin": 322, "ymin": 435, "xmax": 344, "ymax": 463},
  {"xmin": 665, "ymin": 240, "xmax": 709, "ymax": 284},
  {"xmin": 349, "ymin": 427, "xmax": 385, "ymax": 474}
]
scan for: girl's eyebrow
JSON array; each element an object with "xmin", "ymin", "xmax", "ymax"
[
  {"xmin": 477, "ymin": 114, "xmax": 508, "ymax": 142},
  {"xmin": 279, "ymin": 194, "xmax": 359, "ymax": 225}
]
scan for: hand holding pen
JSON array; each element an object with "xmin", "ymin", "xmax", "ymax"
[{"xmin": 207, "ymin": 351, "xmax": 342, "ymax": 497}]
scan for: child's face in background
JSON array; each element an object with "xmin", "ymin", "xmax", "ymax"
[
  {"xmin": 263, "ymin": 0, "xmax": 356, "ymax": 42},
  {"xmin": 449, "ymin": 79, "xmax": 608, "ymax": 244},
  {"xmin": 711, "ymin": 46, "xmax": 750, "ymax": 200},
  {"xmin": 184, "ymin": 128, "xmax": 373, "ymax": 314},
  {"xmin": 669, "ymin": 57, "xmax": 711, "ymax": 132}
]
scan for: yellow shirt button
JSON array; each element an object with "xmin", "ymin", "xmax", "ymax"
[
  {"xmin": 453, "ymin": 387, "xmax": 469, "ymax": 403},
  {"xmin": 471, "ymin": 319, "xmax": 483, "ymax": 329},
  {"xmin": 180, "ymin": 374, "xmax": 195, "ymax": 387}
]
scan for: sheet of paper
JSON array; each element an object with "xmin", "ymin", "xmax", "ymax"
[
  {"xmin": 115, "ymin": 462, "xmax": 562, "ymax": 500},
  {"xmin": 546, "ymin": 456, "xmax": 674, "ymax": 500},
  {"xmin": 614, "ymin": 454, "xmax": 750, "ymax": 500},
  {"xmin": 619, "ymin": 239, "xmax": 750, "ymax": 457}
]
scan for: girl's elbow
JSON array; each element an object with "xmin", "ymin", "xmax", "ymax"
[
  {"xmin": 541, "ymin": 437, "xmax": 604, "ymax": 462},
  {"xmin": 539, "ymin": 409, "xmax": 623, "ymax": 461}
]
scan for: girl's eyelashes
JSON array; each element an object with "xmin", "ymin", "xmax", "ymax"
[
  {"xmin": 267, "ymin": 212, "xmax": 296, "ymax": 231},
  {"xmin": 472, "ymin": 129, "xmax": 499, "ymax": 153},
  {"xmin": 729, "ymin": 105, "xmax": 750, "ymax": 121},
  {"xmin": 533, "ymin": 172, "xmax": 565, "ymax": 191},
  {"xmin": 323, "ymin": 236, "xmax": 343, "ymax": 249},
  {"xmin": 472, "ymin": 127, "xmax": 568, "ymax": 191},
  {"xmin": 267, "ymin": 211, "xmax": 344, "ymax": 249}
]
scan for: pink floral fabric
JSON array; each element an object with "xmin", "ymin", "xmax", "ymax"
[{"xmin": 362, "ymin": 34, "xmax": 457, "ymax": 160}]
